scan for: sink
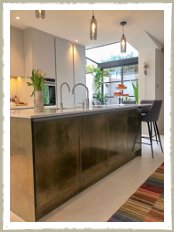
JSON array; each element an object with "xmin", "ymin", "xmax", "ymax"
[
  {"xmin": 92, "ymin": 105, "xmax": 104, "ymax": 108},
  {"xmin": 92, "ymin": 104, "xmax": 125, "ymax": 109},
  {"xmin": 92, "ymin": 104, "xmax": 116, "ymax": 108},
  {"xmin": 55, "ymin": 106, "xmax": 83, "ymax": 110}
]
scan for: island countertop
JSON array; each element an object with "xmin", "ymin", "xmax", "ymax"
[{"xmin": 10, "ymin": 104, "xmax": 148, "ymax": 119}]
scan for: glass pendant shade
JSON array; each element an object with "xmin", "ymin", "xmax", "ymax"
[
  {"xmin": 90, "ymin": 15, "xmax": 97, "ymax": 40},
  {"xmin": 35, "ymin": 10, "xmax": 45, "ymax": 19},
  {"xmin": 120, "ymin": 34, "xmax": 126, "ymax": 53},
  {"xmin": 120, "ymin": 21, "xmax": 127, "ymax": 53}
]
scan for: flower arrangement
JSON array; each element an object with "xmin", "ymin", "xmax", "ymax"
[{"xmin": 27, "ymin": 69, "xmax": 45, "ymax": 96}]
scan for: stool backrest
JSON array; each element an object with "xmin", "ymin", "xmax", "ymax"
[
  {"xmin": 141, "ymin": 100, "xmax": 162, "ymax": 122},
  {"xmin": 140, "ymin": 100, "xmax": 154, "ymax": 114},
  {"xmin": 140, "ymin": 100, "xmax": 154, "ymax": 105}
]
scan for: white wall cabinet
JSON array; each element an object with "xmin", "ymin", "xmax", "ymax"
[
  {"xmin": 10, "ymin": 27, "xmax": 25, "ymax": 77},
  {"xmin": 55, "ymin": 37, "xmax": 74, "ymax": 108},
  {"xmin": 24, "ymin": 28, "xmax": 56, "ymax": 79},
  {"xmin": 73, "ymin": 44, "xmax": 86, "ymax": 106},
  {"xmin": 55, "ymin": 38, "xmax": 86, "ymax": 108},
  {"xmin": 10, "ymin": 27, "xmax": 86, "ymax": 108}
]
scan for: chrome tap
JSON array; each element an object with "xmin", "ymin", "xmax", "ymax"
[
  {"xmin": 72, "ymin": 83, "xmax": 89, "ymax": 108},
  {"xmin": 60, "ymin": 82, "xmax": 70, "ymax": 110}
]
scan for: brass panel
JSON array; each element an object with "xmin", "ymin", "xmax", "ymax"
[
  {"xmin": 10, "ymin": 107, "xmax": 142, "ymax": 221},
  {"xmin": 10, "ymin": 117, "xmax": 35, "ymax": 221},
  {"xmin": 32, "ymin": 117, "xmax": 80, "ymax": 220},
  {"xmin": 80, "ymin": 113, "xmax": 109, "ymax": 187},
  {"xmin": 107, "ymin": 110, "xmax": 128, "ymax": 170},
  {"xmin": 127, "ymin": 109, "xmax": 141, "ymax": 160}
]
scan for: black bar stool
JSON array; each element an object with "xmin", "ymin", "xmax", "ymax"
[{"xmin": 140, "ymin": 100, "xmax": 163, "ymax": 158}]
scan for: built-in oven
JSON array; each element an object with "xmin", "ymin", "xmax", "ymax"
[{"xmin": 43, "ymin": 78, "xmax": 56, "ymax": 106}]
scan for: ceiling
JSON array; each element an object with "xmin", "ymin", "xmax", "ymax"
[{"xmin": 10, "ymin": 10, "xmax": 164, "ymax": 51}]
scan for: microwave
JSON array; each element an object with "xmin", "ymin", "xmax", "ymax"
[{"xmin": 43, "ymin": 78, "xmax": 56, "ymax": 106}]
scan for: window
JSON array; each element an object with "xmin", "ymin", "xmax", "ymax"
[
  {"xmin": 86, "ymin": 42, "xmax": 138, "ymax": 63},
  {"xmin": 103, "ymin": 64, "xmax": 138, "ymax": 104},
  {"xmin": 86, "ymin": 42, "xmax": 138, "ymax": 105}
]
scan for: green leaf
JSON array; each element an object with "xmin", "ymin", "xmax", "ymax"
[
  {"xmin": 26, "ymin": 68, "xmax": 45, "ymax": 97},
  {"xmin": 26, "ymin": 82, "xmax": 33, "ymax": 86},
  {"xmin": 132, "ymin": 82, "xmax": 138, "ymax": 104}
]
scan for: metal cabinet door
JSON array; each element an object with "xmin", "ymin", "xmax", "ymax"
[
  {"xmin": 32, "ymin": 117, "xmax": 80, "ymax": 220},
  {"xmin": 107, "ymin": 110, "xmax": 127, "ymax": 170},
  {"xmin": 127, "ymin": 109, "xmax": 141, "ymax": 160},
  {"xmin": 80, "ymin": 113, "xmax": 109, "ymax": 187}
]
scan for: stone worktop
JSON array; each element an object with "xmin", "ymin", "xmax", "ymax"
[{"xmin": 10, "ymin": 104, "xmax": 144, "ymax": 119}]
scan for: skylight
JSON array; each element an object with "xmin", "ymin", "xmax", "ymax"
[{"xmin": 86, "ymin": 42, "xmax": 138, "ymax": 64}]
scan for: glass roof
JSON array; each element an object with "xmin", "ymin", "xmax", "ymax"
[{"xmin": 86, "ymin": 42, "xmax": 138, "ymax": 64}]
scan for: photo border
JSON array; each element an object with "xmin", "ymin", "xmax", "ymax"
[{"xmin": 1, "ymin": 0, "xmax": 173, "ymax": 231}]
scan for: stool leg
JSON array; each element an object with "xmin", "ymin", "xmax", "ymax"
[
  {"xmin": 154, "ymin": 122, "xmax": 163, "ymax": 154},
  {"xmin": 147, "ymin": 122, "xmax": 154, "ymax": 158},
  {"xmin": 153, "ymin": 122, "xmax": 158, "ymax": 144}
]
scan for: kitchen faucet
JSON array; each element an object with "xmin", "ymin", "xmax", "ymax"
[
  {"xmin": 60, "ymin": 82, "xmax": 70, "ymax": 110},
  {"xmin": 72, "ymin": 83, "xmax": 89, "ymax": 108}
]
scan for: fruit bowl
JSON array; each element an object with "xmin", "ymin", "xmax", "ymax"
[
  {"xmin": 116, "ymin": 84, "xmax": 127, "ymax": 90},
  {"xmin": 114, "ymin": 92, "xmax": 123, "ymax": 96}
]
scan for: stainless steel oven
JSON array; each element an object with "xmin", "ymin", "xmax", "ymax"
[{"xmin": 43, "ymin": 78, "xmax": 56, "ymax": 106}]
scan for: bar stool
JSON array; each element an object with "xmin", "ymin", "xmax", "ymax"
[{"xmin": 140, "ymin": 100, "xmax": 163, "ymax": 158}]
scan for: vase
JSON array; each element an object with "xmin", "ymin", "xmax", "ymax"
[{"xmin": 34, "ymin": 90, "xmax": 44, "ymax": 112}]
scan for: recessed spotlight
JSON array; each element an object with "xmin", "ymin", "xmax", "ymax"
[
  {"xmin": 75, "ymin": 40, "xmax": 78, "ymax": 43},
  {"xmin": 16, "ymin": 16, "xmax": 20, "ymax": 20}
]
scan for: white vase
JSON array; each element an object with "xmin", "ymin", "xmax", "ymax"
[{"xmin": 34, "ymin": 91, "xmax": 44, "ymax": 112}]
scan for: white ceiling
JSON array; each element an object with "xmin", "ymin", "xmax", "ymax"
[{"xmin": 10, "ymin": 10, "xmax": 164, "ymax": 50}]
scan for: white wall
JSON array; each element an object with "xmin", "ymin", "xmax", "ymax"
[
  {"xmin": 139, "ymin": 48, "xmax": 164, "ymax": 134},
  {"xmin": 139, "ymin": 49, "xmax": 156, "ymax": 101},
  {"xmin": 155, "ymin": 49, "xmax": 164, "ymax": 134}
]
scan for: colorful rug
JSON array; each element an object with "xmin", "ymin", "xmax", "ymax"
[{"xmin": 108, "ymin": 163, "xmax": 164, "ymax": 222}]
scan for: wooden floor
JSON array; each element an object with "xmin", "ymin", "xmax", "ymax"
[{"xmin": 11, "ymin": 136, "xmax": 164, "ymax": 222}]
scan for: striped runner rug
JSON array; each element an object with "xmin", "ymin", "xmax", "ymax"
[{"xmin": 108, "ymin": 163, "xmax": 164, "ymax": 222}]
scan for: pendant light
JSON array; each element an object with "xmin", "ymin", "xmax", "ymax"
[
  {"xmin": 35, "ymin": 10, "xmax": 45, "ymax": 19},
  {"xmin": 90, "ymin": 11, "xmax": 97, "ymax": 40},
  {"xmin": 120, "ymin": 21, "xmax": 127, "ymax": 53}
]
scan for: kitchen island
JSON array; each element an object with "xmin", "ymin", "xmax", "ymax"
[{"xmin": 11, "ymin": 105, "xmax": 141, "ymax": 221}]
